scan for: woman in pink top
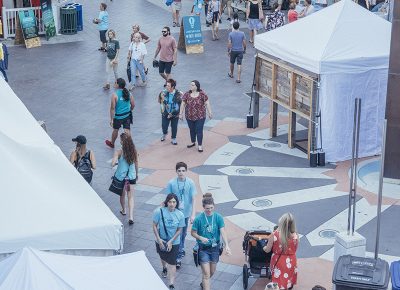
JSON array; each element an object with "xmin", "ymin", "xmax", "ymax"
[
  {"xmin": 287, "ymin": 2, "xmax": 298, "ymax": 23},
  {"xmin": 179, "ymin": 80, "xmax": 212, "ymax": 152}
]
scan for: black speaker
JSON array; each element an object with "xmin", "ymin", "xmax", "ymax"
[
  {"xmin": 310, "ymin": 151, "xmax": 318, "ymax": 167},
  {"xmin": 247, "ymin": 114, "xmax": 254, "ymax": 129},
  {"xmin": 317, "ymin": 151, "xmax": 325, "ymax": 167}
]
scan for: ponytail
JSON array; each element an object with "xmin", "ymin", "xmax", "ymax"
[
  {"xmin": 116, "ymin": 78, "xmax": 130, "ymax": 101},
  {"xmin": 122, "ymin": 88, "xmax": 130, "ymax": 101}
]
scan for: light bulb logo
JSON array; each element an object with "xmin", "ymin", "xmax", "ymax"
[{"xmin": 188, "ymin": 17, "xmax": 195, "ymax": 29}]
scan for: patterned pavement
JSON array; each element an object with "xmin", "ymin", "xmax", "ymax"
[{"xmin": 6, "ymin": 0, "xmax": 400, "ymax": 289}]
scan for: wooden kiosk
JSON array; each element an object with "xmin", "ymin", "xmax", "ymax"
[{"xmin": 254, "ymin": 53, "xmax": 319, "ymax": 158}]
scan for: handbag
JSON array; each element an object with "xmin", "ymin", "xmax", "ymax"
[
  {"xmin": 108, "ymin": 176, "xmax": 126, "ymax": 196},
  {"xmin": 158, "ymin": 208, "xmax": 170, "ymax": 252},
  {"xmin": 206, "ymin": 11, "xmax": 213, "ymax": 23},
  {"xmin": 126, "ymin": 61, "xmax": 131, "ymax": 83}
]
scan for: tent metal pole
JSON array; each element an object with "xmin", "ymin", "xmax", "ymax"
[
  {"xmin": 352, "ymin": 98, "xmax": 361, "ymax": 235},
  {"xmin": 375, "ymin": 119, "xmax": 387, "ymax": 259}
]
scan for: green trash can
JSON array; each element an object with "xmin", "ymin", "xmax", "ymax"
[{"xmin": 60, "ymin": 5, "xmax": 77, "ymax": 35}]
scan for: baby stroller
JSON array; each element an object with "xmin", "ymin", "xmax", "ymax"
[{"xmin": 242, "ymin": 230, "xmax": 272, "ymax": 289}]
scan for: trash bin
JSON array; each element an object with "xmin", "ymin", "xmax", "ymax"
[
  {"xmin": 333, "ymin": 255, "xmax": 390, "ymax": 290},
  {"xmin": 67, "ymin": 3, "xmax": 83, "ymax": 31},
  {"xmin": 60, "ymin": 5, "xmax": 77, "ymax": 35},
  {"xmin": 391, "ymin": 261, "xmax": 400, "ymax": 290}
]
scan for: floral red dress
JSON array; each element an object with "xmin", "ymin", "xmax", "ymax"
[{"xmin": 270, "ymin": 231, "xmax": 298, "ymax": 289}]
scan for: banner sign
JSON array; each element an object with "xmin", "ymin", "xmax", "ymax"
[
  {"xmin": 18, "ymin": 9, "xmax": 38, "ymax": 40},
  {"xmin": 182, "ymin": 16, "xmax": 203, "ymax": 45},
  {"xmin": 40, "ymin": 0, "xmax": 56, "ymax": 40}
]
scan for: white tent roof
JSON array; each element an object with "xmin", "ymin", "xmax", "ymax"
[
  {"xmin": 0, "ymin": 79, "xmax": 123, "ymax": 254},
  {"xmin": 0, "ymin": 248, "xmax": 168, "ymax": 290},
  {"xmin": 255, "ymin": 0, "xmax": 391, "ymax": 74}
]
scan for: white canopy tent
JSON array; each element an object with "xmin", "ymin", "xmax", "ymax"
[
  {"xmin": 0, "ymin": 248, "xmax": 168, "ymax": 290},
  {"xmin": 255, "ymin": 0, "xmax": 391, "ymax": 162},
  {"xmin": 0, "ymin": 78, "xmax": 123, "ymax": 259}
]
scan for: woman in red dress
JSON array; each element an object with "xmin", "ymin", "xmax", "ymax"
[{"xmin": 263, "ymin": 213, "xmax": 298, "ymax": 289}]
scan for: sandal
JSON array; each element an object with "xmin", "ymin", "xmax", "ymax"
[
  {"xmin": 236, "ymin": 79, "xmax": 241, "ymax": 83},
  {"xmin": 172, "ymin": 22, "xmax": 177, "ymax": 27},
  {"xmin": 120, "ymin": 210, "xmax": 126, "ymax": 216},
  {"xmin": 128, "ymin": 219, "xmax": 134, "ymax": 225},
  {"xmin": 228, "ymin": 73, "xmax": 233, "ymax": 78}
]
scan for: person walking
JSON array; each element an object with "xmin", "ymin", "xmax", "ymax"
[
  {"xmin": 154, "ymin": 27, "xmax": 177, "ymax": 83},
  {"xmin": 265, "ymin": 2, "xmax": 285, "ymax": 31},
  {"xmin": 192, "ymin": 0, "xmax": 204, "ymax": 16},
  {"xmin": 111, "ymin": 133, "xmax": 138, "ymax": 225},
  {"xmin": 208, "ymin": 0, "xmax": 221, "ymax": 40},
  {"xmin": 246, "ymin": 0, "xmax": 263, "ymax": 44},
  {"xmin": 128, "ymin": 33, "xmax": 147, "ymax": 90},
  {"xmin": 159, "ymin": 78, "xmax": 182, "ymax": 145},
  {"xmin": 221, "ymin": 0, "xmax": 232, "ymax": 21},
  {"xmin": 0, "ymin": 42, "xmax": 9, "ymax": 82},
  {"xmin": 262, "ymin": 213, "xmax": 298, "ymax": 290},
  {"xmin": 191, "ymin": 193, "xmax": 231, "ymax": 290},
  {"xmin": 105, "ymin": 78, "xmax": 135, "ymax": 149},
  {"xmin": 130, "ymin": 24, "xmax": 151, "ymax": 44},
  {"xmin": 70, "ymin": 135, "xmax": 96, "ymax": 184},
  {"xmin": 179, "ymin": 80, "xmax": 212, "ymax": 152},
  {"xmin": 94, "ymin": 3, "xmax": 109, "ymax": 51},
  {"xmin": 153, "ymin": 193, "xmax": 185, "ymax": 290},
  {"xmin": 227, "ymin": 22, "xmax": 246, "ymax": 83},
  {"xmin": 172, "ymin": 0, "xmax": 182, "ymax": 27},
  {"xmin": 103, "ymin": 29, "xmax": 120, "ymax": 90},
  {"xmin": 166, "ymin": 162, "xmax": 197, "ymax": 268}
]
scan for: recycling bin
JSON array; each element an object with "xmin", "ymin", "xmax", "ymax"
[
  {"xmin": 391, "ymin": 261, "xmax": 400, "ymax": 290},
  {"xmin": 67, "ymin": 3, "xmax": 82, "ymax": 31},
  {"xmin": 333, "ymin": 255, "xmax": 390, "ymax": 290}
]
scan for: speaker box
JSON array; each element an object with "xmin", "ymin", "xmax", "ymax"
[
  {"xmin": 310, "ymin": 151, "xmax": 318, "ymax": 167},
  {"xmin": 247, "ymin": 114, "xmax": 254, "ymax": 129},
  {"xmin": 318, "ymin": 151, "xmax": 325, "ymax": 167}
]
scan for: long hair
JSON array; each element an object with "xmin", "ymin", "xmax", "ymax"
[
  {"xmin": 190, "ymin": 80, "xmax": 201, "ymax": 93},
  {"xmin": 278, "ymin": 213, "xmax": 296, "ymax": 252},
  {"xmin": 120, "ymin": 133, "xmax": 137, "ymax": 165},
  {"xmin": 76, "ymin": 143, "xmax": 87, "ymax": 158},
  {"xmin": 116, "ymin": 78, "xmax": 130, "ymax": 101}
]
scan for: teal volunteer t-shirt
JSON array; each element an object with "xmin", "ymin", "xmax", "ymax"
[
  {"xmin": 192, "ymin": 212, "xmax": 225, "ymax": 246},
  {"xmin": 166, "ymin": 177, "xmax": 197, "ymax": 218}
]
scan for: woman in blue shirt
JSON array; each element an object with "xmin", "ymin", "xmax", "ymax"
[
  {"xmin": 158, "ymin": 78, "xmax": 182, "ymax": 145},
  {"xmin": 191, "ymin": 193, "xmax": 231, "ymax": 290},
  {"xmin": 153, "ymin": 193, "xmax": 185, "ymax": 290},
  {"xmin": 111, "ymin": 133, "xmax": 138, "ymax": 225}
]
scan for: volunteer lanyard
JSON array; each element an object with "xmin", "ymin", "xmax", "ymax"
[{"xmin": 203, "ymin": 212, "xmax": 214, "ymax": 233}]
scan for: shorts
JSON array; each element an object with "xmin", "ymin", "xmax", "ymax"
[
  {"xmin": 159, "ymin": 60, "xmax": 173, "ymax": 74},
  {"xmin": 198, "ymin": 245, "xmax": 220, "ymax": 264},
  {"xmin": 128, "ymin": 178, "xmax": 136, "ymax": 185},
  {"xmin": 230, "ymin": 51, "xmax": 243, "ymax": 65},
  {"xmin": 172, "ymin": 1, "xmax": 182, "ymax": 11},
  {"xmin": 99, "ymin": 30, "xmax": 107, "ymax": 43},
  {"xmin": 248, "ymin": 18, "xmax": 263, "ymax": 30},
  {"xmin": 156, "ymin": 242, "xmax": 179, "ymax": 265},
  {"xmin": 113, "ymin": 116, "xmax": 131, "ymax": 130},
  {"xmin": 212, "ymin": 11, "xmax": 219, "ymax": 23}
]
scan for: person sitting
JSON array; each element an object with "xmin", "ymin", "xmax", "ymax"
[{"xmin": 265, "ymin": 2, "xmax": 285, "ymax": 31}]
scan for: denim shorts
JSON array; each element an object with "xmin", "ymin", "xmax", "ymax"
[{"xmin": 198, "ymin": 245, "xmax": 220, "ymax": 264}]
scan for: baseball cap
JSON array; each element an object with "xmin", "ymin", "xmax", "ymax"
[{"xmin": 72, "ymin": 135, "xmax": 87, "ymax": 144}]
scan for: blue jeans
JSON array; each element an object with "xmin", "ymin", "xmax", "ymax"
[
  {"xmin": 162, "ymin": 114, "xmax": 179, "ymax": 139},
  {"xmin": 130, "ymin": 59, "xmax": 146, "ymax": 86},
  {"xmin": 177, "ymin": 217, "xmax": 189, "ymax": 260},
  {"xmin": 187, "ymin": 118, "xmax": 206, "ymax": 146},
  {"xmin": 0, "ymin": 68, "xmax": 8, "ymax": 82}
]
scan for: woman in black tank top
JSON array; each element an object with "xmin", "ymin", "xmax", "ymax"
[{"xmin": 246, "ymin": 0, "xmax": 263, "ymax": 44}]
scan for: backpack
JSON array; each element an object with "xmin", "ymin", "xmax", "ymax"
[{"xmin": 76, "ymin": 151, "xmax": 93, "ymax": 183}]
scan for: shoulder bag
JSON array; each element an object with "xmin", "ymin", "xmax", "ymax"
[
  {"xmin": 158, "ymin": 208, "xmax": 170, "ymax": 252},
  {"xmin": 108, "ymin": 162, "xmax": 129, "ymax": 196}
]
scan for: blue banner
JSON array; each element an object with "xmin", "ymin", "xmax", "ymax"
[
  {"xmin": 182, "ymin": 16, "xmax": 203, "ymax": 45},
  {"xmin": 18, "ymin": 9, "xmax": 38, "ymax": 40}
]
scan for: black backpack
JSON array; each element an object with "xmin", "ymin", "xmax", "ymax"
[{"xmin": 76, "ymin": 151, "xmax": 93, "ymax": 183}]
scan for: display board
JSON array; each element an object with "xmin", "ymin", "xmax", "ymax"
[
  {"xmin": 178, "ymin": 16, "xmax": 204, "ymax": 54},
  {"xmin": 255, "ymin": 53, "xmax": 318, "ymax": 156},
  {"xmin": 18, "ymin": 10, "xmax": 41, "ymax": 48},
  {"xmin": 40, "ymin": 0, "xmax": 56, "ymax": 40}
]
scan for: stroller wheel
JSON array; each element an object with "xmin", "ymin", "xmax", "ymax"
[{"xmin": 242, "ymin": 264, "xmax": 249, "ymax": 289}]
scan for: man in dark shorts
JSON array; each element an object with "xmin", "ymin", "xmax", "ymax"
[
  {"xmin": 227, "ymin": 22, "xmax": 246, "ymax": 83},
  {"xmin": 154, "ymin": 26, "xmax": 177, "ymax": 83}
]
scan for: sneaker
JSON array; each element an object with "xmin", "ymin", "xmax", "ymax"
[
  {"xmin": 176, "ymin": 260, "xmax": 181, "ymax": 269},
  {"xmin": 169, "ymin": 285, "xmax": 175, "ymax": 289},
  {"xmin": 162, "ymin": 267, "xmax": 167, "ymax": 278},
  {"xmin": 171, "ymin": 139, "xmax": 177, "ymax": 145},
  {"xmin": 105, "ymin": 140, "xmax": 114, "ymax": 149},
  {"xmin": 181, "ymin": 250, "xmax": 186, "ymax": 257},
  {"xmin": 161, "ymin": 135, "xmax": 166, "ymax": 142}
]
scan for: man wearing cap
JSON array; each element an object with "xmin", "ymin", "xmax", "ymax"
[{"xmin": 70, "ymin": 135, "xmax": 96, "ymax": 184}]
